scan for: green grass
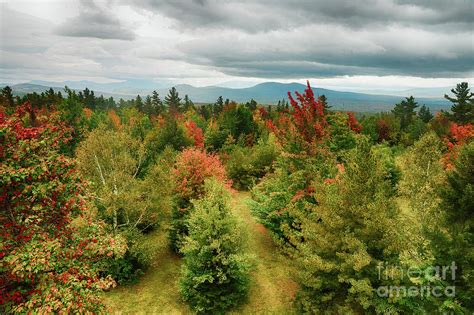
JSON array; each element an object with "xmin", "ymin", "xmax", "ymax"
[{"xmin": 104, "ymin": 191, "xmax": 297, "ymax": 314}]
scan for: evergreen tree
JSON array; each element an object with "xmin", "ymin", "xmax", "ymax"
[
  {"xmin": 319, "ymin": 94, "xmax": 331, "ymax": 113},
  {"xmin": 79, "ymin": 88, "xmax": 96, "ymax": 110},
  {"xmin": 221, "ymin": 105, "xmax": 256, "ymax": 141},
  {"xmin": 245, "ymin": 98, "xmax": 258, "ymax": 111},
  {"xmin": 290, "ymin": 138, "xmax": 432, "ymax": 313},
  {"xmin": 418, "ymin": 104, "xmax": 433, "ymax": 123},
  {"xmin": 165, "ymin": 87, "xmax": 182, "ymax": 114},
  {"xmin": 135, "ymin": 95, "xmax": 144, "ymax": 112},
  {"xmin": 183, "ymin": 94, "xmax": 195, "ymax": 111},
  {"xmin": 440, "ymin": 141, "xmax": 474, "ymax": 310},
  {"xmin": 143, "ymin": 95, "xmax": 153, "ymax": 115},
  {"xmin": 444, "ymin": 82, "xmax": 474, "ymax": 124},
  {"xmin": 213, "ymin": 96, "xmax": 224, "ymax": 117},
  {"xmin": 151, "ymin": 90, "xmax": 164, "ymax": 115},
  {"xmin": 392, "ymin": 96, "xmax": 418, "ymax": 130},
  {"xmin": 180, "ymin": 179, "xmax": 251, "ymax": 314},
  {"xmin": 198, "ymin": 104, "xmax": 211, "ymax": 120},
  {"xmin": 1, "ymin": 85, "xmax": 15, "ymax": 108}
]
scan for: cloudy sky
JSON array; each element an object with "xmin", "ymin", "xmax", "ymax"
[{"xmin": 0, "ymin": 0, "xmax": 473, "ymax": 91}]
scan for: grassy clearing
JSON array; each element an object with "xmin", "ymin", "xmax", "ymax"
[
  {"xmin": 104, "ymin": 191, "xmax": 297, "ymax": 314},
  {"xmin": 229, "ymin": 192, "xmax": 298, "ymax": 314},
  {"xmin": 103, "ymin": 231, "xmax": 190, "ymax": 314}
]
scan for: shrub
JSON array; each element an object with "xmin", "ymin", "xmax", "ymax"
[{"xmin": 179, "ymin": 179, "xmax": 252, "ymax": 313}]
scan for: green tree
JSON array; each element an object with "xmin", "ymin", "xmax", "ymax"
[
  {"xmin": 289, "ymin": 138, "xmax": 432, "ymax": 313},
  {"xmin": 1, "ymin": 85, "xmax": 15, "ymax": 108},
  {"xmin": 151, "ymin": 90, "xmax": 164, "ymax": 114},
  {"xmin": 183, "ymin": 94, "xmax": 195, "ymax": 111},
  {"xmin": 320, "ymin": 94, "xmax": 331, "ymax": 113},
  {"xmin": 76, "ymin": 127, "xmax": 173, "ymax": 282},
  {"xmin": 143, "ymin": 95, "xmax": 153, "ymax": 115},
  {"xmin": 79, "ymin": 87, "xmax": 96, "ymax": 110},
  {"xmin": 397, "ymin": 132, "xmax": 446, "ymax": 250},
  {"xmin": 418, "ymin": 104, "xmax": 433, "ymax": 123},
  {"xmin": 392, "ymin": 96, "xmax": 418, "ymax": 130},
  {"xmin": 440, "ymin": 141, "xmax": 474, "ymax": 310},
  {"xmin": 444, "ymin": 82, "xmax": 474, "ymax": 124},
  {"xmin": 165, "ymin": 87, "xmax": 182, "ymax": 114},
  {"xmin": 145, "ymin": 117, "xmax": 191, "ymax": 158},
  {"xmin": 245, "ymin": 98, "xmax": 258, "ymax": 111},
  {"xmin": 221, "ymin": 105, "xmax": 256, "ymax": 142},
  {"xmin": 180, "ymin": 179, "xmax": 251, "ymax": 314},
  {"xmin": 213, "ymin": 96, "xmax": 224, "ymax": 117},
  {"xmin": 134, "ymin": 94, "xmax": 144, "ymax": 112}
]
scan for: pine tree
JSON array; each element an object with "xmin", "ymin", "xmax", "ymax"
[
  {"xmin": 245, "ymin": 98, "xmax": 257, "ymax": 111},
  {"xmin": 392, "ymin": 96, "xmax": 418, "ymax": 130},
  {"xmin": 213, "ymin": 96, "xmax": 224, "ymax": 117},
  {"xmin": 1, "ymin": 86, "xmax": 15, "ymax": 108},
  {"xmin": 134, "ymin": 95, "xmax": 144, "ymax": 112},
  {"xmin": 151, "ymin": 90, "xmax": 164, "ymax": 115},
  {"xmin": 79, "ymin": 88, "xmax": 96, "ymax": 110},
  {"xmin": 183, "ymin": 94, "xmax": 194, "ymax": 111},
  {"xmin": 165, "ymin": 87, "xmax": 182, "ymax": 114},
  {"xmin": 440, "ymin": 141, "xmax": 474, "ymax": 310},
  {"xmin": 320, "ymin": 94, "xmax": 331, "ymax": 113},
  {"xmin": 444, "ymin": 82, "xmax": 474, "ymax": 124},
  {"xmin": 290, "ymin": 138, "xmax": 431, "ymax": 313},
  {"xmin": 143, "ymin": 95, "xmax": 153, "ymax": 115},
  {"xmin": 418, "ymin": 104, "xmax": 433, "ymax": 123},
  {"xmin": 180, "ymin": 179, "xmax": 251, "ymax": 314}
]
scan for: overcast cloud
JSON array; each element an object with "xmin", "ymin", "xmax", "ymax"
[{"xmin": 0, "ymin": 0, "xmax": 473, "ymax": 90}]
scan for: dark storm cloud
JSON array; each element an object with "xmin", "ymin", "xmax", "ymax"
[
  {"xmin": 130, "ymin": 0, "xmax": 473, "ymax": 32},
  {"xmin": 56, "ymin": 0, "xmax": 135, "ymax": 40},
  {"xmin": 127, "ymin": 0, "xmax": 473, "ymax": 79}
]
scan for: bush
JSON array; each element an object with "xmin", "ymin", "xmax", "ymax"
[{"xmin": 179, "ymin": 179, "xmax": 252, "ymax": 313}]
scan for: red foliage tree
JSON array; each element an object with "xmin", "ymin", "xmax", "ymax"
[
  {"xmin": 442, "ymin": 122, "xmax": 474, "ymax": 169},
  {"xmin": 170, "ymin": 148, "xmax": 232, "ymax": 251},
  {"xmin": 347, "ymin": 112, "xmax": 362, "ymax": 133},
  {"xmin": 268, "ymin": 81, "xmax": 328, "ymax": 154},
  {"xmin": 184, "ymin": 120, "xmax": 204, "ymax": 149},
  {"xmin": 287, "ymin": 81, "xmax": 327, "ymax": 142},
  {"xmin": 173, "ymin": 148, "xmax": 231, "ymax": 204},
  {"xmin": 376, "ymin": 119, "xmax": 390, "ymax": 142},
  {"xmin": 0, "ymin": 103, "xmax": 126, "ymax": 313}
]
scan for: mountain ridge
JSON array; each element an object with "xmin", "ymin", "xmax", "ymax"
[{"xmin": 3, "ymin": 81, "xmax": 451, "ymax": 112}]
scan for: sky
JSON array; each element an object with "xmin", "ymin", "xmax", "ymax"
[{"xmin": 0, "ymin": 0, "xmax": 473, "ymax": 91}]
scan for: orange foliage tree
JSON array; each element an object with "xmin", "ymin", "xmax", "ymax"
[{"xmin": 169, "ymin": 148, "xmax": 232, "ymax": 251}]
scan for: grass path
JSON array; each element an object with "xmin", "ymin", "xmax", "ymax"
[{"xmin": 104, "ymin": 191, "xmax": 297, "ymax": 314}]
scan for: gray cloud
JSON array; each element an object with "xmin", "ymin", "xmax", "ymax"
[
  {"xmin": 56, "ymin": 0, "xmax": 135, "ymax": 40},
  {"xmin": 1, "ymin": 0, "xmax": 473, "ymax": 85},
  {"xmin": 174, "ymin": 23, "xmax": 473, "ymax": 78},
  {"xmin": 125, "ymin": 0, "xmax": 473, "ymax": 79},
  {"xmin": 130, "ymin": 0, "xmax": 473, "ymax": 32}
]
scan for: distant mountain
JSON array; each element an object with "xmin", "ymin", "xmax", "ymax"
[{"xmin": 4, "ymin": 81, "xmax": 451, "ymax": 112}]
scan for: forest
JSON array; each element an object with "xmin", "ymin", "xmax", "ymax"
[{"xmin": 1, "ymin": 81, "xmax": 473, "ymax": 314}]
